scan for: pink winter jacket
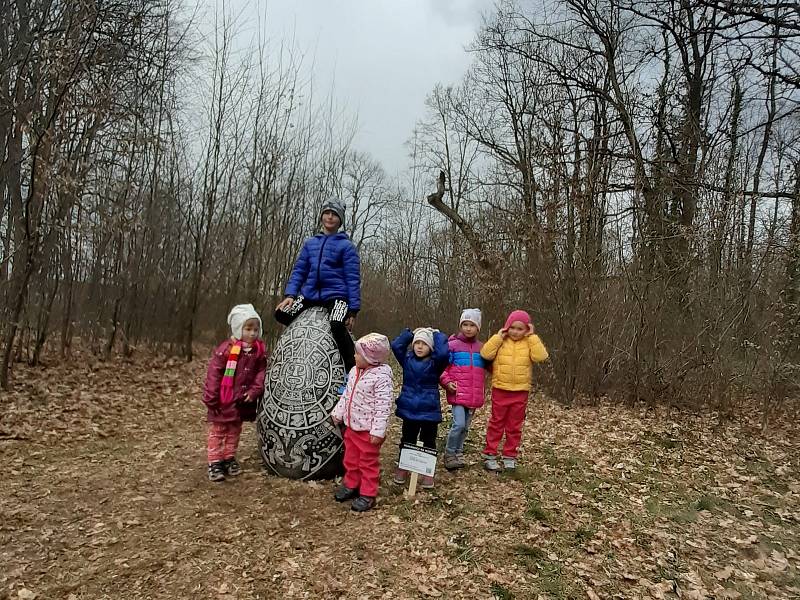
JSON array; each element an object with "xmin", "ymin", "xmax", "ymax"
[
  {"xmin": 203, "ymin": 339, "xmax": 268, "ymax": 423},
  {"xmin": 331, "ymin": 364, "xmax": 394, "ymax": 438},
  {"xmin": 439, "ymin": 333, "xmax": 488, "ymax": 409}
]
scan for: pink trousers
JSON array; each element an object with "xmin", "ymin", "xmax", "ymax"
[
  {"xmin": 207, "ymin": 421, "xmax": 242, "ymax": 463},
  {"xmin": 342, "ymin": 427, "xmax": 382, "ymax": 497}
]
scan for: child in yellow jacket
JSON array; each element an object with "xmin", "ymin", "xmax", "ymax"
[{"xmin": 480, "ymin": 309, "xmax": 548, "ymax": 471}]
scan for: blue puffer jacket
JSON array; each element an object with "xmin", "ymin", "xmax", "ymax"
[
  {"xmin": 284, "ymin": 232, "xmax": 361, "ymax": 311},
  {"xmin": 391, "ymin": 328, "xmax": 450, "ymax": 422}
]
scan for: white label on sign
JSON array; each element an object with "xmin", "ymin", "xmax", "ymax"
[{"xmin": 398, "ymin": 445, "xmax": 438, "ymax": 476}]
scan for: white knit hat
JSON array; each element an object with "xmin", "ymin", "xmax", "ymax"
[
  {"xmin": 227, "ymin": 304, "xmax": 262, "ymax": 340},
  {"xmin": 412, "ymin": 327, "xmax": 435, "ymax": 350},
  {"xmin": 459, "ymin": 308, "xmax": 482, "ymax": 331}
]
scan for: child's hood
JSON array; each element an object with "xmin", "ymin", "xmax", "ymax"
[
  {"xmin": 452, "ymin": 332, "xmax": 480, "ymax": 344},
  {"xmin": 314, "ymin": 231, "xmax": 351, "ymax": 241},
  {"xmin": 503, "ymin": 309, "xmax": 531, "ymax": 330},
  {"xmin": 362, "ymin": 363, "xmax": 393, "ymax": 379}
]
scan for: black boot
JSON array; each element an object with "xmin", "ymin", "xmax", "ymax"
[
  {"xmin": 223, "ymin": 457, "xmax": 242, "ymax": 477},
  {"xmin": 350, "ymin": 496, "xmax": 376, "ymax": 512},
  {"xmin": 334, "ymin": 485, "xmax": 359, "ymax": 502},
  {"xmin": 207, "ymin": 461, "xmax": 225, "ymax": 482}
]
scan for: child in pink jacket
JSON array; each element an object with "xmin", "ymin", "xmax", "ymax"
[
  {"xmin": 202, "ymin": 304, "xmax": 268, "ymax": 482},
  {"xmin": 331, "ymin": 333, "xmax": 393, "ymax": 512},
  {"xmin": 440, "ymin": 309, "xmax": 488, "ymax": 471}
]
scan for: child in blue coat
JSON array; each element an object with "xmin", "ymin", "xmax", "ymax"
[
  {"xmin": 390, "ymin": 327, "xmax": 449, "ymax": 489},
  {"xmin": 275, "ymin": 197, "xmax": 361, "ymax": 371}
]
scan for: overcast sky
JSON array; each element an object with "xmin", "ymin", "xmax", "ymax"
[{"xmin": 201, "ymin": 0, "xmax": 492, "ymax": 175}]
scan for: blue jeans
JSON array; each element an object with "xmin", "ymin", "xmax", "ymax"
[{"xmin": 445, "ymin": 405, "xmax": 475, "ymax": 455}]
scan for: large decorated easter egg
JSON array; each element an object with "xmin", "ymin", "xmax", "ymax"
[{"xmin": 257, "ymin": 306, "xmax": 345, "ymax": 479}]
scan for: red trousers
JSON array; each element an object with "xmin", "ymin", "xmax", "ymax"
[
  {"xmin": 483, "ymin": 388, "xmax": 528, "ymax": 458},
  {"xmin": 207, "ymin": 421, "xmax": 242, "ymax": 463},
  {"xmin": 342, "ymin": 427, "xmax": 382, "ymax": 497}
]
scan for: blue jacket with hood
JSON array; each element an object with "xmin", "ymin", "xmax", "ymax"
[
  {"xmin": 284, "ymin": 198, "xmax": 361, "ymax": 311},
  {"xmin": 391, "ymin": 328, "xmax": 450, "ymax": 422}
]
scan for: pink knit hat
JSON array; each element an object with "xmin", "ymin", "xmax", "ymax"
[
  {"xmin": 502, "ymin": 310, "xmax": 531, "ymax": 331},
  {"xmin": 355, "ymin": 333, "xmax": 391, "ymax": 365}
]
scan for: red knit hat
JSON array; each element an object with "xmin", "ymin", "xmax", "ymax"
[{"xmin": 502, "ymin": 310, "xmax": 531, "ymax": 331}]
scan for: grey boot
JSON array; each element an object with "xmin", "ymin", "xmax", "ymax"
[
  {"xmin": 444, "ymin": 453, "xmax": 460, "ymax": 471},
  {"xmin": 483, "ymin": 455, "xmax": 501, "ymax": 472}
]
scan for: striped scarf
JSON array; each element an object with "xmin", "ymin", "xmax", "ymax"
[
  {"xmin": 219, "ymin": 342, "xmax": 243, "ymax": 405},
  {"xmin": 219, "ymin": 340, "xmax": 265, "ymax": 405}
]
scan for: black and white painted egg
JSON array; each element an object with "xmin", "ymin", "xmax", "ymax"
[{"xmin": 257, "ymin": 306, "xmax": 345, "ymax": 480}]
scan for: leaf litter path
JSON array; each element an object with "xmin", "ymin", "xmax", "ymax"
[{"xmin": 1, "ymin": 355, "xmax": 798, "ymax": 600}]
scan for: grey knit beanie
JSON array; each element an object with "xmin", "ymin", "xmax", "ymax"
[{"xmin": 320, "ymin": 197, "xmax": 346, "ymax": 230}]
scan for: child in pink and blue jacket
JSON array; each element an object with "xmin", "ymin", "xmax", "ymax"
[{"xmin": 440, "ymin": 309, "xmax": 488, "ymax": 471}]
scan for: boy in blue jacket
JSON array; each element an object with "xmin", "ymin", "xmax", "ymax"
[
  {"xmin": 390, "ymin": 327, "xmax": 449, "ymax": 489},
  {"xmin": 275, "ymin": 197, "xmax": 361, "ymax": 371}
]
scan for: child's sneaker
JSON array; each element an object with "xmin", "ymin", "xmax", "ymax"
[
  {"xmin": 224, "ymin": 457, "xmax": 242, "ymax": 477},
  {"xmin": 420, "ymin": 475, "xmax": 435, "ymax": 489},
  {"xmin": 334, "ymin": 485, "xmax": 359, "ymax": 502},
  {"xmin": 351, "ymin": 496, "xmax": 376, "ymax": 512},
  {"xmin": 502, "ymin": 457, "xmax": 517, "ymax": 470},
  {"xmin": 207, "ymin": 461, "xmax": 225, "ymax": 482},
  {"xmin": 483, "ymin": 455, "xmax": 501, "ymax": 472},
  {"xmin": 393, "ymin": 468, "xmax": 409, "ymax": 484},
  {"xmin": 443, "ymin": 453, "xmax": 460, "ymax": 471}
]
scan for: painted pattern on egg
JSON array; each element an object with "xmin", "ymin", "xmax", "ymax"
[{"xmin": 257, "ymin": 306, "xmax": 345, "ymax": 479}]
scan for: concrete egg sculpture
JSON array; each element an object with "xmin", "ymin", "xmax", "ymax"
[{"xmin": 257, "ymin": 306, "xmax": 345, "ymax": 479}]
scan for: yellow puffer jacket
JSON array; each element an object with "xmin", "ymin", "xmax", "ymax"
[{"xmin": 480, "ymin": 334, "xmax": 549, "ymax": 391}]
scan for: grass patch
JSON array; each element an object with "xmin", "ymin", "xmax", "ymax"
[
  {"xmin": 633, "ymin": 528, "xmax": 653, "ymax": 550},
  {"xmin": 647, "ymin": 494, "xmax": 718, "ymax": 523},
  {"xmin": 427, "ymin": 493, "xmax": 466, "ymax": 515},
  {"xmin": 513, "ymin": 545, "xmax": 580, "ymax": 598},
  {"xmin": 641, "ymin": 429, "xmax": 683, "ymax": 450},
  {"xmin": 392, "ymin": 502, "xmax": 415, "ymax": 522},
  {"xmin": 491, "ymin": 582, "xmax": 514, "ymax": 599},
  {"xmin": 670, "ymin": 508, "xmax": 699, "ymax": 524},
  {"xmin": 521, "ymin": 554, "xmax": 580, "ymax": 599},
  {"xmin": 525, "ymin": 495, "xmax": 549, "ymax": 523},
  {"xmin": 540, "ymin": 444, "xmax": 559, "ymax": 468},
  {"xmin": 507, "ymin": 465, "xmax": 543, "ymax": 483},
  {"xmin": 513, "ymin": 543, "xmax": 547, "ymax": 560},
  {"xmin": 645, "ymin": 497, "xmax": 661, "ymax": 516},
  {"xmin": 573, "ymin": 525, "xmax": 595, "ymax": 545},
  {"xmin": 448, "ymin": 533, "xmax": 477, "ymax": 565},
  {"xmin": 693, "ymin": 495, "xmax": 716, "ymax": 512},
  {"xmin": 760, "ymin": 507, "xmax": 784, "ymax": 526}
]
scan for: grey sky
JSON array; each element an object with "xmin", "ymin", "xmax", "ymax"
[{"xmin": 204, "ymin": 0, "xmax": 491, "ymax": 175}]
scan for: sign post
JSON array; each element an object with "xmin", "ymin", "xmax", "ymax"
[{"xmin": 398, "ymin": 441, "xmax": 438, "ymax": 499}]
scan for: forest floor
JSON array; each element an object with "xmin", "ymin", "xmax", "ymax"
[{"xmin": 1, "ymin": 351, "xmax": 799, "ymax": 600}]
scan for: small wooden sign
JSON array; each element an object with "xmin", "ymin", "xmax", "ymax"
[
  {"xmin": 399, "ymin": 442, "xmax": 437, "ymax": 498},
  {"xmin": 399, "ymin": 443, "xmax": 438, "ymax": 476}
]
